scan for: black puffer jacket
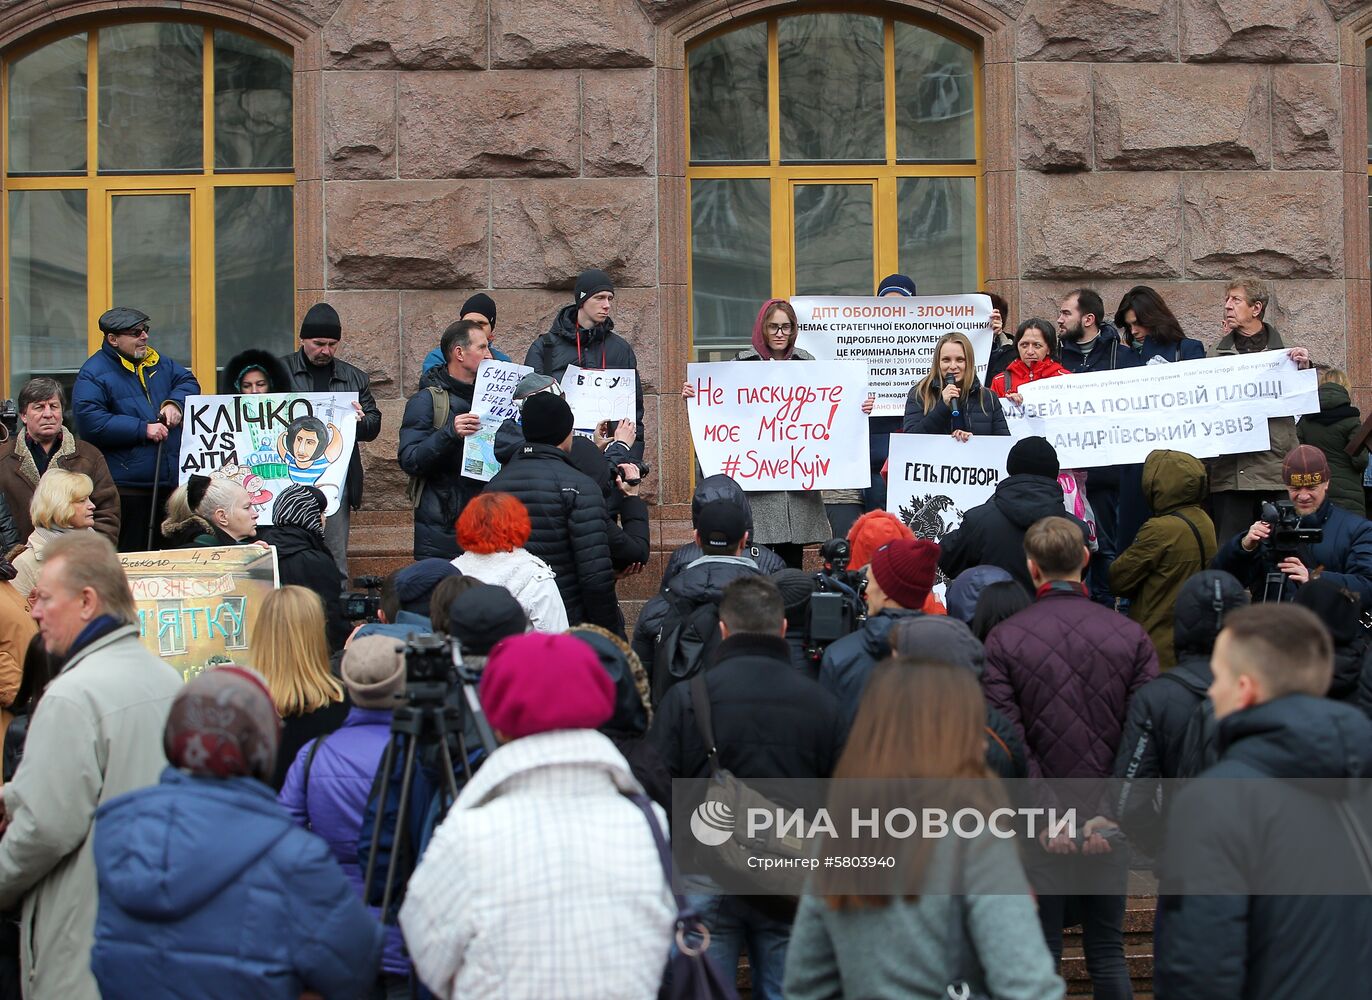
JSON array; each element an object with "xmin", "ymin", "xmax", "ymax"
[
  {"xmin": 660, "ymin": 474, "xmax": 787, "ymax": 586},
  {"xmin": 397, "ymin": 367, "xmax": 483, "ymax": 560},
  {"xmin": 259, "ymin": 523, "xmax": 348, "ymax": 652},
  {"xmin": 567, "ymin": 437, "xmax": 650, "ymax": 571},
  {"xmin": 631, "ymin": 556, "xmax": 763, "ymax": 671},
  {"xmin": 901, "ymin": 380, "xmax": 1009, "ymax": 437},
  {"xmin": 819, "ymin": 609, "xmax": 924, "ymax": 728},
  {"xmin": 938, "ymin": 474, "xmax": 1083, "ymax": 593},
  {"xmin": 485, "ymin": 442, "xmax": 618, "ymax": 633},
  {"xmin": 524, "ymin": 304, "xmax": 645, "ymax": 461}
]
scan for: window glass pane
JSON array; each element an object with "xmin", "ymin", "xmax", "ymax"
[
  {"xmin": 688, "ymin": 23, "xmax": 768, "ymax": 163},
  {"xmin": 897, "ymin": 177, "xmax": 976, "ymax": 295},
  {"xmin": 895, "ymin": 23, "xmax": 974, "ymax": 162},
  {"xmin": 779, "ymin": 14, "xmax": 884, "ymax": 163},
  {"xmin": 111, "ymin": 194, "xmax": 192, "ymax": 363},
  {"xmin": 214, "ymin": 30, "xmax": 292, "ymax": 170},
  {"xmin": 7, "ymin": 34, "xmax": 87, "ymax": 174},
  {"xmin": 692, "ymin": 178, "xmax": 770, "ymax": 356},
  {"xmin": 8, "ymin": 191, "xmax": 87, "ymax": 397},
  {"xmin": 215, "ymin": 186, "xmax": 294, "ymax": 366},
  {"xmin": 98, "ymin": 23, "xmax": 203, "ymax": 171},
  {"xmin": 794, "ymin": 184, "xmax": 874, "ymax": 296}
]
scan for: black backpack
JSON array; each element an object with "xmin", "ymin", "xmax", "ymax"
[
  {"xmin": 651, "ymin": 590, "xmax": 723, "ymax": 706},
  {"xmin": 1174, "ymin": 695, "xmax": 1218, "ymax": 780}
]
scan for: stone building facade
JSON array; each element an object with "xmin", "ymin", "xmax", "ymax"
[{"xmin": 3, "ymin": 0, "xmax": 1372, "ymax": 559}]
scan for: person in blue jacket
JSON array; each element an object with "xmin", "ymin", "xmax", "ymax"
[
  {"xmin": 72, "ymin": 307, "xmax": 200, "ymax": 551},
  {"xmin": 419, "ymin": 292, "xmax": 511, "ymax": 374},
  {"xmin": 1114, "ymin": 285, "xmax": 1206, "ymax": 365},
  {"xmin": 90, "ymin": 666, "xmax": 383, "ymax": 1000}
]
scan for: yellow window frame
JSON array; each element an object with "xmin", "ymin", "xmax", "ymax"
[{"xmin": 0, "ymin": 17, "xmax": 295, "ymax": 391}]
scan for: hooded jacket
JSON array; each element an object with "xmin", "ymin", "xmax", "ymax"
[
  {"xmin": 398, "ymin": 366, "xmax": 484, "ymax": 560},
  {"xmin": 660, "ymin": 474, "xmax": 787, "ymax": 584},
  {"xmin": 819, "ymin": 608, "xmax": 925, "ymax": 728},
  {"xmin": 631, "ymin": 555, "xmax": 763, "ymax": 673},
  {"xmin": 453, "ymin": 548, "xmax": 568, "ymax": 633},
  {"xmin": 1297, "ymin": 382, "xmax": 1367, "ymax": 517},
  {"xmin": 258, "ymin": 523, "xmax": 348, "ymax": 651},
  {"xmin": 280, "ymin": 350, "xmax": 383, "ymax": 510},
  {"xmin": 0, "ymin": 429, "xmax": 120, "ymax": 545},
  {"xmin": 219, "ymin": 349, "xmax": 293, "ymax": 395},
  {"xmin": 989, "ymin": 357, "xmax": 1069, "ymax": 397},
  {"xmin": 938, "ymin": 474, "xmax": 1081, "ymax": 594},
  {"xmin": 1155, "ymin": 696, "xmax": 1372, "ymax": 999},
  {"xmin": 92, "ymin": 768, "xmax": 383, "ymax": 999},
  {"xmin": 524, "ymin": 304, "xmax": 645, "ymax": 461},
  {"xmin": 1207, "ymin": 325, "xmax": 1299, "ymax": 494},
  {"xmin": 1213, "ymin": 498, "xmax": 1372, "ymax": 607},
  {"xmin": 1109, "ymin": 450, "xmax": 1217, "ymax": 669},
  {"xmin": 902, "ymin": 379, "xmax": 1010, "ymax": 437}
]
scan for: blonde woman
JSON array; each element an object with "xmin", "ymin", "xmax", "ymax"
[
  {"xmin": 902, "ymin": 331, "xmax": 1009, "ymax": 441},
  {"xmin": 250, "ymin": 585, "xmax": 348, "ymax": 789},
  {"xmin": 9, "ymin": 469, "xmax": 97, "ymax": 605}
]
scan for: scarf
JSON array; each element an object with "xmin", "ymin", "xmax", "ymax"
[
  {"xmin": 749, "ymin": 298, "xmax": 796, "ymax": 360},
  {"xmin": 272, "ymin": 484, "xmax": 327, "ymax": 537}
]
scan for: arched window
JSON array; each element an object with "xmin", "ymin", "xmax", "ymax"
[
  {"xmin": 4, "ymin": 19, "xmax": 294, "ymax": 395},
  {"xmin": 687, "ymin": 11, "xmax": 981, "ymax": 358}
]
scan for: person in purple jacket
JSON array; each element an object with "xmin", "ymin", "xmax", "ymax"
[{"xmin": 279, "ymin": 635, "xmax": 410, "ymax": 999}]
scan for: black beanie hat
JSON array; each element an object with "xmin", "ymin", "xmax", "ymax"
[
  {"xmin": 448, "ymin": 584, "xmax": 527, "ymax": 656},
  {"xmin": 521, "ymin": 392, "xmax": 575, "ymax": 446},
  {"xmin": 1007, "ymin": 436, "xmax": 1059, "ymax": 479},
  {"xmin": 574, "ymin": 269, "xmax": 614, "ymax": 305},
  {"xmin": 459, "ymin": 293, "xmax": 497, "ymax": 328},
  {"xmin": 300, "ymin": 302, "xmax": 342, "ymax": 341}
]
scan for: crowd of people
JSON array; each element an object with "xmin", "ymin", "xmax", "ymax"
[{"xmin": 0, "ymin": 270, "xmax": 1367, "ymax": 999}]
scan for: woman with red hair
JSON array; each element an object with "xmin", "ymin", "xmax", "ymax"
[{"xmin": 453, "ymin": 493, "xmax": 569, "ymax": 632}]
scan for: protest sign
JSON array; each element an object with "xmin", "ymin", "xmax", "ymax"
[
  {"xmin": 120, "ymin": 545, "xmax": 280, "ymax": 680},
  {"xmin": 885, "ymin": 434, "xmax": 1015, "ymax": 599},
  {"xmin": 560, "ymin": 365, "xmax": 637, "ymax": 435},
  {"xmin": 1001, "ymin": 350, "xmax": 1315, "ymax": 467},
  {"xmin": 462, "ymin": 359, "xmax": 533, "ymax": 482},
  {"xmin": 686, "ymin": 360, "xmax": 870, "ymax": 490},
  {"xmin": 793, "ymin": 295, "xmax": 994, "ymax": 418},
  {"xmin": 177, "ymin": 392, "xmax": 359, "ymax": 522}
]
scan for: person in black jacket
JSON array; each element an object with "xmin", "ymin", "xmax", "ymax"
[
  {"xmin": 648, "ymin": 575, "xmax": 845, "ymax": 1000},
  {"xmin": 902, "ymin": 332, "xmax": 1008, "ymax": 439},
  {"xmin": 523, "ymin": 269, "xmax": 646, "ymax": 465},
  {"xmin": 398, "ymin": 320, "xmax": 492, "ymax": 560},
  {"xmin": 485, "ymin": 393, "xmax": 619, "ymax": 634},
  {"xmin": 280, "ymin": 303, "xmax": 383, "ymax": 576},
  {"xmin": 1293, "ymin": 578, "xmax": 1369, "ymax": 702},
  {"xmin": 1154, "ymin": 604, "xmax": 1372, "ymax": 998},
  {"xmin": 660, "ymin": 474, "xmax": 787, "ymax": 586},
  {"xmin": 258, "ymin": 484, "xmax": 348, "ymax": 653}
]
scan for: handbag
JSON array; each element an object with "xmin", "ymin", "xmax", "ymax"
[
  {"xmin": 944, "ymin": 839, "xmax": 992, "ymax": 1000},
  {"xmin": 625, "ymin": 792, "xmax": 741, "ymax": 1000}
]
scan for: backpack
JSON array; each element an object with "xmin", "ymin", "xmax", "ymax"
[
  {"xmin": 405, "ymin": 386, "xmax": 450, "ymax": 510},
  {"xmin": 1174, "ymin": 694, "xmax": 1218, "ymax": 781},
  {"xmin": 651, "ymin": 590, "xmax": 723, "ymax": 706}
]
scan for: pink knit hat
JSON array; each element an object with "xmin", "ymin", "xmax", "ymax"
[{"xmin": 480, "ymin": 633, "xmax": 615, "ymax": 739}]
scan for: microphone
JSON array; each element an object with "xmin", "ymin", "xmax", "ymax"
[{"xmin": 943, "ymin": 374, "xmax": 961, "ymax": 419}]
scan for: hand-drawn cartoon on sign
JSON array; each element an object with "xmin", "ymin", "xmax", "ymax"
[
  {"xmin": 685, "ymin": 360, "xmax": 870, "ymax": 490},
  {"xmin": 119, "ymin": 545, "xmax": 280, "ymax": 680},
  {"xmin": 177, "ymin": 392, "xmax": 358, "ymax": 522},
  {"xmin": 463, "ymin": 360, "xmax": 534, "ymax": 482},
  {"xmin": 560, "ymin": 365, "xmax": 637, "ymax": 437}
]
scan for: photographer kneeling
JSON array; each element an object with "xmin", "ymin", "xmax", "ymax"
[{"xmin": 1213, "ymin": 445, "xmax": 1372, "ymax": 604}]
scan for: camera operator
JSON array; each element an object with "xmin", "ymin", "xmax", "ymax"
[{"xmin": 1213, "ymin": 445, "xmax": 1372, "ymax": 605}]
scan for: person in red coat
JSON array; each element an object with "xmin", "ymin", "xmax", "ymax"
[{"xmin": 989, "ymin": 318, "xmax": 1069, "ymax": 404}]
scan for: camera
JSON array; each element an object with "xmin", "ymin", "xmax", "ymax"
[
  {"xmin": 1260, "ymin": 500, "xmax": 1323, "ymax": 555},
  {"xmin": 341, "ymin": 574, "xmax": 383, "ymax": 623},
  {"xmin": 805, "ymin": 538, "xmax": 868, "ymax": 662},
  {"xmin": 0, "ymin": 400, "xmax": 17, "ymax": 441}
]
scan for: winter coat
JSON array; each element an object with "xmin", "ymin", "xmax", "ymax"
[
  {"xmin": 398, "ymin": 367, "xmax": 484, "ymax": 560},
  {"xmin": 0, "ymin": 584, "xmax": 32, "ymax": 709},
  {"xmin": 72, "ymin": 342, "xmax": 201, "ymax": 489},
  {"xmin": 1207, "ymin": 325, "xmax": 1299, "ymax": 493},
  {"xmin": 453, "ymin": 548, "xmax": 569, "ymax": 632},
  {"xmin": 281, "ymin": 350, "xmax": 383, "ymax": 509},
  {"xmin": 93, "ymin": 768, "xmax": 383, "ymax": 999},
  {"xmin": 219, "ymin": 349, "xmax": 293, "ymax": 394},
  {"xmin": 485, "ymin": 443, "xmax": 618, "ymax": 632},
  {"xmin": 732, "ymin": 348, "xmax": 831, "ymax": 547},
  {"xmin": 566, "ymin": 436, "xmax": 651, "ymax": 571},
  {"xmin": 631, "ymin": 555, "xmax": 763, "ymax": 672},
  {"xmin": 525, "ymin": 304, "xmax": 646, "ymax": 461},
  {"xmin": 902, "ymin": 379, "xmax": 1009, "ymax": 437},
  {"xmin": 1298, "ymin": 382, "xmax": 1367, "ymax": 516},
  {"xmin": 0, "ymin": 430, "xmax": 120, "ymax": 544},
  {"xmin": 988, "ymin": 357, "xmax": 1069, "ymax": 397},
  {"xmin": 258, "ymin": 523, "xmax": 348, "ymax": 651},
  {"xmin": 278, "ymin": 707, "xmax": 408, "ymax": 977},
  {"xmin": 0, "ymin": 625, "xmax": 181, "ymax": 1000},
  {"xmin": 1057, "ymin": 324, "xmax": 1143, "ymax": 376},
  {"xmin": 161, "ymin": 512, "xmax": 215, "ymax": 549},
  {"xmin": 1213, "ymin": 498, "xmax": 1372, "ymax": 607},
  {"xmin": 659, "ymin": 474, "xmax": 788, "ymax": 586},
  {"xmin": 983, "ymin": 585, "xmax": 1158, "ymax": 781},
  {"xmin": 1109, "ymin": 450, "xmax": 1217, "ymax": 669},
  {"xmin": 1139, "ymin": 336, "xmax": 1206, "ymax": 365},
  {"xmin": 938, "ymin": 474, "xmax": 1083, "ymax": 594},
  {"xmin": 1155, "ymin": 695, "xmax": 1372, "ymax": 999},
  {"xmin": 399, "ymin": 730, "xmax": 675, "ymax": 1000},
  {"xmin": 819, "ymin": 608, "xmax": 925, "ymax": 727}
]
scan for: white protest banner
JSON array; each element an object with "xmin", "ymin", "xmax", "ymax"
[
  {"xmin": 1000, "ymin": 350, "xmax": 1315, "ymax": 468},
  {"xmin": 885, "ymin": 434, "xmax": 1015, "ymax": 600},
  {"xmin": 793, "ymin": 294, "xmax": 994, "ymax": 418},
  {"xmin": 462, "ymin": 359, "xmax": 533, "ymax": 482},
  {"xmin": 686, "ymin": 360, "xmax": 870, "ymax": 490},
  {"xmin": 560, "ymin": 365, "xmax": 637, "ymax": 435},
  {"xmin": 178, "ymin": 392, "xmax": 359, "ymax": 521}
]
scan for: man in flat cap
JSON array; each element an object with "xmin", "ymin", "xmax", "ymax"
[{"xmin": 72, "ymin": 307, "xmax": 200, "ymax": 551}]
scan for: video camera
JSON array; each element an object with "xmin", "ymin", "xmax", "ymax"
[
  {"xmin": 0, "ymin": 400, "xmax": 17, "ymax": 441},
  {"xmin": 806, "ymin": 538, "xmax": 868, "ymax": 662},
  {"xmin": 341, "ymin": 574, "xmax": 383, "ymax": 623},
  {"xmin": 1260, "ymin": 500, "xmax": 1323, "ymax": 555}
]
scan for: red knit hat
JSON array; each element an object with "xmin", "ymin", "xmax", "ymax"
[
  {"xmin": 479, "ymin": 633, "xmax": 615, "ymax": 739},
  {"xmin": 870, "ymin": 538, "xmax": 940, "ymax": 610},
  {"xmin": 847, "ymin": 510, "xmax": 914, "ymax": 569}
]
